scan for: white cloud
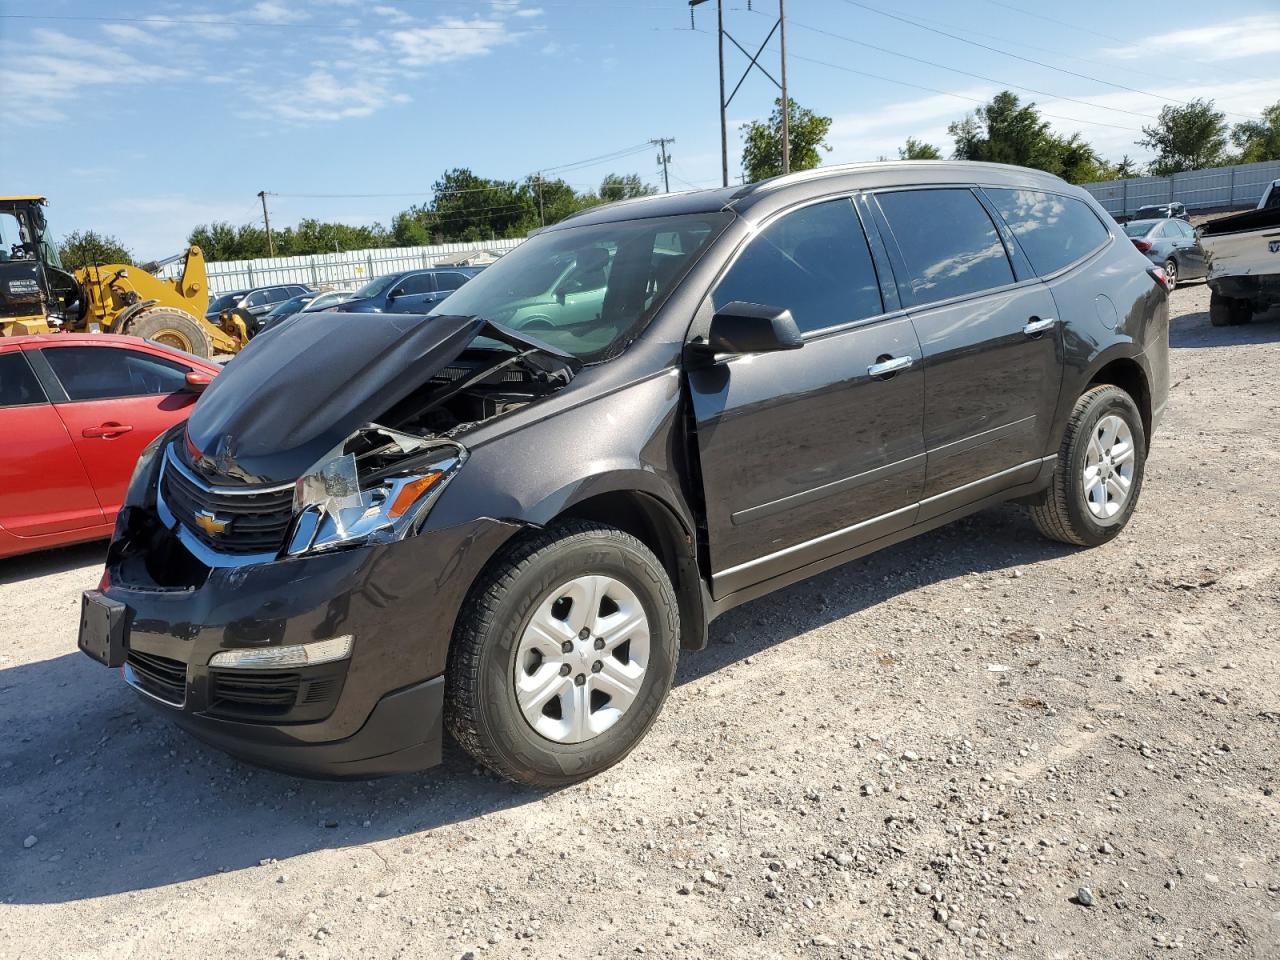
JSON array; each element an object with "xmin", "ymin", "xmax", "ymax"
[
  {"xmin": 372, "ymin": 5, "xmax": 413, "ymax": 25},
  {"xmin": 101, "ymin": 24, "xmax": 165, "ymax": 46},
  {"xmin": 390, "ymin": 15, "xmax": 521, "ymax": 65},
  {"xmin": 0, "ymin": 28, "xmax": 186, "ymax": 123},
  {"xmin": 1104, "ymin": 15, "xmax": 1280, "ymax": 61},
  {"xmin": 247, "ymin": 2, "xmax": 311, "ymax": 24},
  {"xmin": 826, "ymin": 87, "xmax": 996, "ymax": 161},
  {"xmin": 250, "ymin": 69, "xmax": 410, "ymax": 122}
]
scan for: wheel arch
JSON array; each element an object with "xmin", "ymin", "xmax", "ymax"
[
  {"xmin": 550, "ymin": 486, "xmax": 711, "ymax": 652},
  {"xmin": 1084, "ymin": 354, "xmax": 1153, "ymax": 448}
]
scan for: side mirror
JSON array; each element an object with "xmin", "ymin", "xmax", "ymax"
[
  {"xmin": 185, "ymin": 371, "xmax": 214, "ymax": 393},
  {"xmin": 695, "ymin": 301, "xmax": 804, "ymax": 356}
]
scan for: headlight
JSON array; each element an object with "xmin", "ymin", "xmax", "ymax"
[{"xmin": 286, "ymin": 432, "xmax": 465, "ymax": 556}]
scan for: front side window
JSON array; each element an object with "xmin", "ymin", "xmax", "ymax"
[
  {"xmin": 986, "ymin": 188, "xmax": 1111, "ymax": 276},
  {"xmin": 0, "ymin": 353, "xmax": 46, "ymax": 406},
  {"xmin": 43, "ymin": 347, "xmax": 189, "ymax": 401},
  {"xmin": 878, "ymin": 188, "xmax": 1014, "ymax": 305},
  {"xmin": 244, "ymin": 290, "xmax": 269, "ymax": 308},
  {"xmin": 395, "ymin": 273, "xmax": 434, "ymax": 296},
  {"xmin": 712, "ymin": 198, "xmax": 883, "ymax": 335},
  {"xmin": 428, "ymin": 212, "xmax": 730, "ymax": 361}
]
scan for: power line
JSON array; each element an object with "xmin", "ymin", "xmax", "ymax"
[
  {"xmin": 769, "ymin": 14, "xmax": 1163, "ymax": 123},
  {"xmin": 837, "ymin": 0, "xmax": 1260, "ymax": 122},
  {"xmin": 690, "ymin": 28, "xmax": 1145, "ymax": 134},
  {"xmin": 979, "ymin": 0, "xmax": 1270, "ymax": 84}
]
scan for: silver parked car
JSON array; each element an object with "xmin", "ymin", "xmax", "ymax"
[{"xmin": 1122, "ymin": 218, "xmax": 1206, "ymax": 287}]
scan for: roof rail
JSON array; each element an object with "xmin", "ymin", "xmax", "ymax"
[{"xmin": 731, "ymin": 159, "xmax": 1068, "ymax": 199}]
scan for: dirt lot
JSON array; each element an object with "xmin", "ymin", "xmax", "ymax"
[{"xmin": 1, "ymin": 283, "xmax": 1278, "ymax": 960}]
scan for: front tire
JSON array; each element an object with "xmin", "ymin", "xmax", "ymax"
[
  {"xmin": 446, "ymin": 521, "xmax": 680, "ymax": 787},
  {"xmin": 1029, "ymin": 385, "xmax": 1146, "ymax": 547},
  {"xmin": 128, "ymin": 307, "xmax": 215, "ymax": 358}
]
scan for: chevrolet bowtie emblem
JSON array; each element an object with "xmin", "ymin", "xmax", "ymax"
[{"xmin": 194, "ymin": 510, "xmax": 230, "ymax": 536}]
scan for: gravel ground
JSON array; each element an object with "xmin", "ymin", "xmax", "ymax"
[{"xmin": 2, "ymin": 283, "xmax": 1278, "ymax": 960}]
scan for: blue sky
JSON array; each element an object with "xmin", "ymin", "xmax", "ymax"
[{"xmin": 3, "ymin": 0, "xmax": 1279, "ymax": 258}]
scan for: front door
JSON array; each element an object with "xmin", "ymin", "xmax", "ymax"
[
  {"xmin": 871, "ymin": 187, "xmax": 1062, "ymax": 517},
  {"xmin": 38, "ymin": 344, "xmax": 199, "ymax": 518},
  {"xmin": 0, "ymin": 350, "xmax": 104, "ymax": 536},
  {"xmin": 687, "ymin": 197, "xmax": 926, "ymax": 599}
]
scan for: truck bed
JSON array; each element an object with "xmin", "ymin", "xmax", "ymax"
[{"xmin": 1199, "ymin": 206, "xmax": 1280, "ymax": 285}]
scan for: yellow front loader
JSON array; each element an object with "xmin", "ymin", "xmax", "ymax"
[{"xmin": 0, "ymin": 196, "xmax": 249, "ymax": 358}]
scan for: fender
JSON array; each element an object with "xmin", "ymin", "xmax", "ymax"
[{"xmin": 114, "ymin": 298, "xmax": 160, "ymax": 333}]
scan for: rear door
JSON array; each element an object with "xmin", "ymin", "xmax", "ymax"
[
  {"xmin": 0, "ymin": 349, "xmax": 104, "ymax": 536},
  {"xmin": 431, "ymin": 271, "xmax": 471, "ymax": 306},
  {"xmin": 688, "ymin": 196, "xmax": 926, "ymax": 598},
  {"xmin": 36, "ymin": 343, "xmax": 200, "ymax": 519},
  {"xmin": 870, "ymin": 186, "xmax": 1061, "ymax": 517},
  {"xmin": 1171, "ymin": 219, "xmax": 1207, "ymax": 277}
]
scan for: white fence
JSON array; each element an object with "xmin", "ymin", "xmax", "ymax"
[
  {"xmin": 161, "ymin": 238, "xmax": 527, "ymax": 294},
  {"xmin": 1081, "ymin": 159, "xmax": 1280, "ymax": 218}
]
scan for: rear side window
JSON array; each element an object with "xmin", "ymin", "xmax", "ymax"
[
  {"xmin": 986, "ymin": 188, "xmax": 1111, "ymax": 277},
  {"xmin": 0, "ymin": 352, "xmax": 45, "ymax": 407},
  {"xmin": 713, "ymin": 198, "xmax": 883, "ymax": 335},
  {"xmin": 434, "ymin": 272, "xmax": 468, "ymax": 292},
  {"xmin": 877, "ymin": 188, "xmax": 1014, "ymax": 306},
  {"xmin": 43, "ymin": 347, "xmax": 190, "ymax": 401}
]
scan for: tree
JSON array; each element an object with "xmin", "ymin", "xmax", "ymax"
[
  {"xmin": 740, "ymin": 98, "xmax": 833, "ymax": 182},
  {"xmin": 899, "ymin": 137, "xmax": 941, "ymax": 160},
  {"xmin": 1138, "ymin": 99, "xmax": 1229, "ymax": 175},
  {"xmin": 1232, "ymin": 101, "xmax": 1280, "ymax": 164},
  {"xmin": 393, "ymin": 168, "xmax": 538, "ymax": 244},
  {"xmin": 57, "ymin": 230, "xmax": 133, "ymax": 270},
  {"xmin": 948, "ymin": 91, "xmax": 1106, "ymax": 184},
  {"xmin": 1113, "ymin": 155, "xmax": 1140, "ymax": 178},
  {"xmin": 599, "ymin": 173, "xmax": 656, "ymax": 203}
]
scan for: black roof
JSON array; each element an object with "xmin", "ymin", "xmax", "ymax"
[{"xmin": 546, "ymin": 160, "xmax": 1080, "ymax": 232}]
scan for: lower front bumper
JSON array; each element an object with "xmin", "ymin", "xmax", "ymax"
[{"xmin": 167, "ymin": 676, "xmax": 445, "ymax": 779}]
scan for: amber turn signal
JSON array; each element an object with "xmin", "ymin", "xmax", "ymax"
[{"xmin": 387, "ymin": 472, "xmax": 444, "ymax": 519}]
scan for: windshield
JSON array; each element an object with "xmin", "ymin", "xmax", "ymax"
[
  {"xmin": 1123, "ymin": 220, "xmax": 1156, "ymax": 237},
  {"xmin": 354, "ymin": 274, "xmax": 398, "ymax": 299},
  {"xmin": 207, "ymin": 292, "xmax": 243, "ymax": 313},
  {"xmin": 426, "ymin": 212, "xmax": 731, "ymax": 361}
]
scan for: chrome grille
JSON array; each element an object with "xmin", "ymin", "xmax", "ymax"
[{"xmin": 160, "ymin": 448, "xmax": 295, "ymax": 556}]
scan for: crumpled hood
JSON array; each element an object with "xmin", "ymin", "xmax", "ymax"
[{"xmin": 186, "ymin": 311, "xmax": 486, "ymax": 484}]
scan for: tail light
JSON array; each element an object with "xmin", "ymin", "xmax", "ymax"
[
  {"xmin": 1131, "ymin": 239, "xmax": 1153, "ymax": 252},
  {"xmin": 1147, "ymin": 265, "xmax": 1169, "ymax": 290}
]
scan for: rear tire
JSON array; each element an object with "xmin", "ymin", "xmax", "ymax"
[
  {"xmin": 1029, "ymin": 385, "xmax": 1146, "ymax": 547},
  {"xmin": 1210, "ymin": 292, "xmax": 1252, "ymax": 327},
  {"xmin": 128, "ymin": 307, "xmax": 215, "ymax": 358},
  {"xmin": 445, "ymin": 520, "xmax": 680, "ymax": 787},
  {"xmin": 1163, "ymin": 257, "xmax": 1178, "ymax": 288}
]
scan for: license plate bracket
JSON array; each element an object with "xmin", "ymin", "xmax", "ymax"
[{"xmin": 78, "ymin": 591, "xmax": 130, "ymax": 667}]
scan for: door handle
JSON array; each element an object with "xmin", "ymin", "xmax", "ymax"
[
  {"xmin": 1023, "ymin": 317, "xmax": 1057, "ymax": 336},
  {"xmin": 82, "ymin": 422, "xmax": 134, "ymax": 439},
  {"xmin": 867, "ymin": 355, "xmax": 913, "ymax": 378}
]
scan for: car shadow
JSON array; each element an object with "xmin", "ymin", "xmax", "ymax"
[
  {"xmin": 1, "ymin": 505, "xmax": 1067, "ymax": 905},
  {"xmin": 1170, "ymin": 299, "xmax": 1280, "ymax": 349},
  {"xmin": 0, "ymin": 540, "xmax": 106, "ymax": 587}
]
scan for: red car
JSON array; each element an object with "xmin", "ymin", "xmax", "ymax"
[{"xmin": 0, "ymin": 335, "xmax": 219, "ymax": 560}]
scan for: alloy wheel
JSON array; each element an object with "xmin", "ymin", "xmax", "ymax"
[
  {"xmin": 514, "ymin": 575, "xmax": 650, "ymax": 744},
  {"xmin": 1083, "ymin": 414, "xmax": 1136, "ymax": 520}
]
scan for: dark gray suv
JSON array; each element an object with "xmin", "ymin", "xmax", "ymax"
[{"xmin": 79, "ymin": 162, "xmax": 1169, "ymax": 785}]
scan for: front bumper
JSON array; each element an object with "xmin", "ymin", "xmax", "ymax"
[{"xmin": 84, "ymin": 512, "xmax": 521, "ymax": 778}]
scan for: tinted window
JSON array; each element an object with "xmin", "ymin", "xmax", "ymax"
[
  {"xmin": 987, "ymin": 188, "xmax": 1111, "ymax": 276},
  {"xmin": 267, "ymin": 287, "xmax": 291, "ymax": 303},
  {"xmin": 434, "ymin": 272, "xmax": 469, "ymax": 292},
  {"xmin": 878, "ymin": 188, "xmax": 1014, "ymax": 304},
  {"xmin": 244, "ymin": 290, "xmax": 269, "ymax": 307},
  {"xmin": 43, "ymin": 347, "xmax": 190, "ymax": 401},
  {"xmin": 713, "ymin": 199, "xmax": 882, "ymax": 335},
  {"xmin": 0, "ymin": 352, "xmax": 45, "ymax": 407},
  {"xmin": 395, "ymin": 273, "xmax": 433, "ymax": 296},
  {"xmin": 1265, "ymin": 187, "xmax": 1280, "ymax": 210}
]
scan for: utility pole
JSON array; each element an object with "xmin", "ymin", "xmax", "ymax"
[
  {"xmin": 779, "ymin": 0, "xmax": 789, "ymax": 175},
  {"xmin": 257, "ymin": 190, "xmax": 275, "ymax": 256},
  {"xmin": 650, "ymin": 138, "xmax": 675, "ymax": 193},
  {"xmin": 690, "ymin": 0, "xmax": 790, "ymax": 184},
  {"xmin": 534, "ymin": 174, "xmax": 545, "ymax": 227}
]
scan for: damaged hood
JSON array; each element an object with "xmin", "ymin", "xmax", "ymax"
[{"xmin": 186, "ymin": 311, "xmax": 488, "ymax": 485}]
